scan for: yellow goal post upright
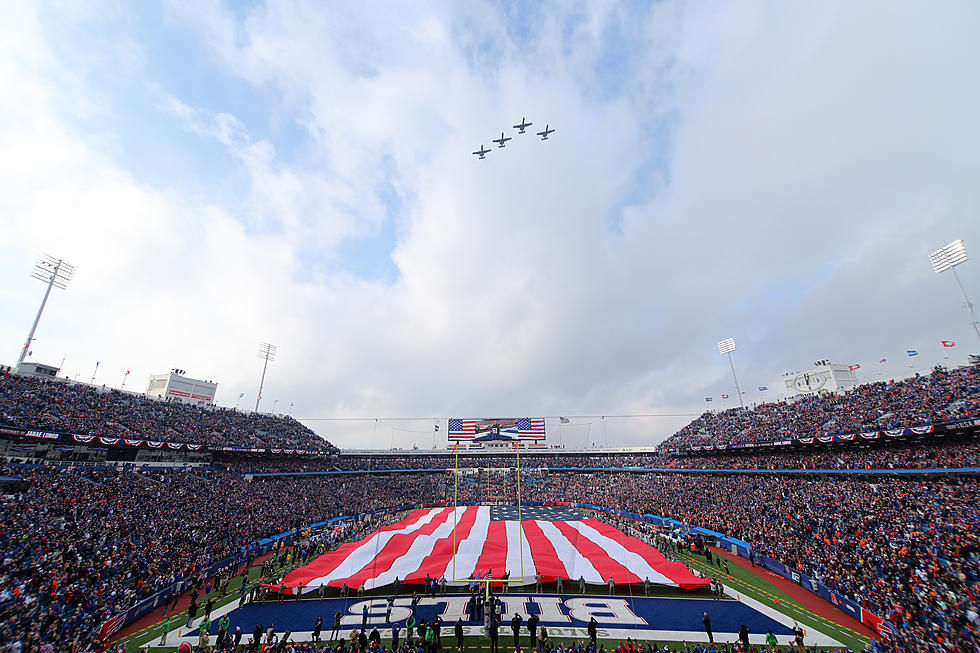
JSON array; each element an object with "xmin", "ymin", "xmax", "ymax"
[{"xmin": 451, "ymin": 439, "xmax": 528, "ymax": 602}]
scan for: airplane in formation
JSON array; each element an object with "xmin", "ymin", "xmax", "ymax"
[
  {"xmin": 473, "ymin": 119, "xmax": 555, "ymax": 158},
  {"xmin": 492, "ymin": 132, "xmax": 512, "ymax": 148}
]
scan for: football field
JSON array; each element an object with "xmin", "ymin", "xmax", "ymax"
[{"xmin": 164, "ymin": 591, "xmax": 846, "ymax": 649}]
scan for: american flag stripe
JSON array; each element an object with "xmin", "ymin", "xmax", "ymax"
[
  {"xmin": 504, "ymin": 520, "xmax": 534, "ymax": 578},
  {"xmin": 534, "ymin": 520, "xmax": 603, "ymax": 582},
  {"xmin": 579, "ymin": 520, "xmax": 672, "ymax": 585},
  {"xmin": 587, "ymin": 519, "xmax": 696, "ymax": 586},
  {"xmin": 404, "ymin": 506, "xmax": 480, "ymax": 583},
  {"xmin": 365, "ymin": 507, "xmax": 464, "ymax": 588},
  {"xmin": 450, "ymin": 506, "xmax": 492, "ymax": 575},
  {"xmin": 473, "ymin": 520, "xmax": 508, "ymax": 579},
  {"xmin": 345, "ymin": 508, "xmax": 456, "ymax": 589},
  {"xmin": 315, "ymin": 509, "xmax": 431, "ymax": 584},
  {"xmin": 283, "ymin": 507, "xmax": 708, "ymax": 591},
  {"xmin": 308, "ymin": 510, "xmax": 437, "ymax": 586},
  {"xmin": 521, "ymin": 520, "xmax": 570, "ymax": 580},
  {"xmin": 552, "ymin": 520, "xmax": 639, "ymax": 583}
]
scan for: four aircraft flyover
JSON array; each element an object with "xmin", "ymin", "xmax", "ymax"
[{"xmin": 473, "ymin": 117, "xmax": 554, "ymax": 159}]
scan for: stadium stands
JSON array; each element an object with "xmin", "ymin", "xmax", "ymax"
[
  {"xmin": 0, "ymin": 372, "xmax": 330, "ymax": 450},
  {"xmin": 661, "ymin": 364, "xmax": 980, "ymax": 450},
  {"xmin": 519, "ymin": 472, "xmax": 980, "ymax": 652},
  {"xmin": 0, "ymin": 466, "xmax": 445, "ymax": 651},
  {"xmin": 3, "ymin": 460, "xmax": 976, "ymax": 650},
  {"xmin": 2, "ymin": 365, "xmax": 980, "ymax": 651},
  {"xmin": 220, "ymin": 440, "xmax": 980, "ymax": 474}
]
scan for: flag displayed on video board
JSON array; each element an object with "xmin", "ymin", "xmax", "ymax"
[
  {"xmin": 448, "ymin": 419, "xmax": 478, "ymax": 440},
  {"xmin": 449, "ymin": 418, "xmax": 546, "ymax": 441},
  {"xmin": 516, "ymin": 417, "xmax": 546, "ymax": 439}
]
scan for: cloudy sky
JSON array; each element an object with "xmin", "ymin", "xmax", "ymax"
[{"xmin": 1, "ymin": 1, "xmax": 979, "ymax": 449}]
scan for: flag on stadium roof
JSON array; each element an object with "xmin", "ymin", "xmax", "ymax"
[
  {"xmin": 849, "ymin": 364, "xmax": 860, "ymax": 370},
  {"xmin": 705, "ymin": 397, "xmax": 712, "ymax": 402},
  {"xmin": 722, "ymin": 394, "xmax": 729, "ymax": 399},
  {"xmin": 879, "ymin": 358, "xmax": 887, "ymax": 363},
  {"xmin": 559, "ymin": 416, "xmax": 570, "ymax": 424},
  {"xmin": 941, "ymin": 340, "xmax": 956, "ymax": 347},
  {"xmin": 279, "ymin": 506, "xmax": 709, "ymax": 592},
  {"xmin": 758, "ymin": 386, "xmax": 767, "ymax": 391},
  {"xmin": 907, "ymin": 350, "xmax": 919, "ymax": 357}
]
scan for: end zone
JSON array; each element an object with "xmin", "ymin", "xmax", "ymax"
[{"xmin": 170, "ymin": 593, "xmax": 845, "ymax": 648}]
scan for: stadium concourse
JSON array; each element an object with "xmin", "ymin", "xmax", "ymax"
[{"xmin": 0, "ymin": 367, "xmax": 978, "ymax": 651}]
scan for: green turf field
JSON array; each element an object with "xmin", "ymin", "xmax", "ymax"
[{"xmin": 116, "ymin": 550, "xmax": 871, "ymax": 652}]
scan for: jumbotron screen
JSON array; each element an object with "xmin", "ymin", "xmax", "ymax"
[{"xmin": 448, "ymin": 417, "xmax": 546, "ymax": 440}]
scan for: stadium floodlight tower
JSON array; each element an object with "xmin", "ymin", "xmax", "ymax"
[
  {"xmin": 254, "ymin": 342, "xmax": 277, "ymax": 412},
  {"xmin": 15, "ymin": 255, "xmax": 76, "ymax": 374},
  {"xmin": 929, "ymin": 239, "xmax": 980, "ymax": 347},
  {"xmin": 717, "ymin": 337, "xmax": 745, "ymax": 409}
]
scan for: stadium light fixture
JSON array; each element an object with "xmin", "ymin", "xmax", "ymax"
[
  {"xmin": 255, "ymin": 342, "xmax": 277, "ymax": 412},
  {"xmin": 717, "ymin": 337, "xmax": 744, "ymax": 408},
  {"xmin": 15, "ymin": 255, "xmax": 76, "ymax": 373},
  {"xmin": 929, "ymin": 239, "xmax": 980, "ymax": 347}
]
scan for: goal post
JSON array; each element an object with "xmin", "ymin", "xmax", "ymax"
[{"xmin": 451, "ymin": 441, "xmax": 529, "ymax": 598}]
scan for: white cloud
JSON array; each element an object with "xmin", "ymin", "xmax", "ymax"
[{"xmin": 1, "ymin": 1, "xmax": 979, "ymax": 450}]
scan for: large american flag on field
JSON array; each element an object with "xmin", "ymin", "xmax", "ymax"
[
  {"xmin": 516, "ymin": 417, "xmax": 546, "ymax": 439},
  {"xmin": 448, "ymin": 419, "xmax": 478, "ymax": 440},
  {"xmin": 281, "ymin": 506, "xmax": 708, "ymax": 591}
]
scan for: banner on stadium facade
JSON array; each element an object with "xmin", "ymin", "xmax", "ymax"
[
  {"xmin": 666, "ymin": 417, "xmax": 980, "ymax": 454},
  {"xmin": 0, "ymin": 424, "xmax": 331, "ymax": 456},
  {"xmin": 25, "ymin": 430, "xmax": 60, "ymax": 439}
]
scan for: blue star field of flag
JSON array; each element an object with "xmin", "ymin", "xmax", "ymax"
[{"xmin": 490, "ymin": 505, "xmax": 582, "ymax": 521}]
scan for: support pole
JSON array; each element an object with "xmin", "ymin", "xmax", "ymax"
[
  {"xmin": 255, "ymin": 355, "xmax": 269, "ymax": 412},
  {"xmin": 951, "ymin": 266, "xmax": 980, "ymax": 347},
  {"xmin": 727, "ymin": 351, "xmax": 745, "ymax": 408},
  {"xmin": 15, "ymin": 267, "xmax": 58, "ymax": 372}
]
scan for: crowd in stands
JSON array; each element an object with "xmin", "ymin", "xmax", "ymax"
[
  {"xmin": 670, "ymin": 440, "xmax": 980, "ymax": 470},
  {"xmin": 0, "ymin": 465, "xmax": 448, "ymax": 652},
  {"xmin": 0, "ymin": 372, "xmax": 330, "ymax": 450},
  {"xmin": 218, "ymin": 439, "xmax": 980, "ymax": 475},
  {"xmin": 2, "ymin": 455, "xmax": 977, "ymax": 651},
  {"xmin": 4, "ymin": 363, "xmax": 980, "ymax": 652},
  {"xmin": 512, "ymin": 472, "xmax": 979, "ymax": 653},
  {"xmin": 219, "ymin": 454, "xmax": 660, "ymax": 474},
  {"xmin": 663, "ymin": 364, "xmax": 980, "ymax": 450}
]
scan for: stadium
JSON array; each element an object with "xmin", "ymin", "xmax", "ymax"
[
  {"xmin": 2, "ymin": 3, "xmax": 980, "ymax": 653},
  {"xmin": 1, "ymin": 361, "xmax": 979, "ymax": 652}
]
